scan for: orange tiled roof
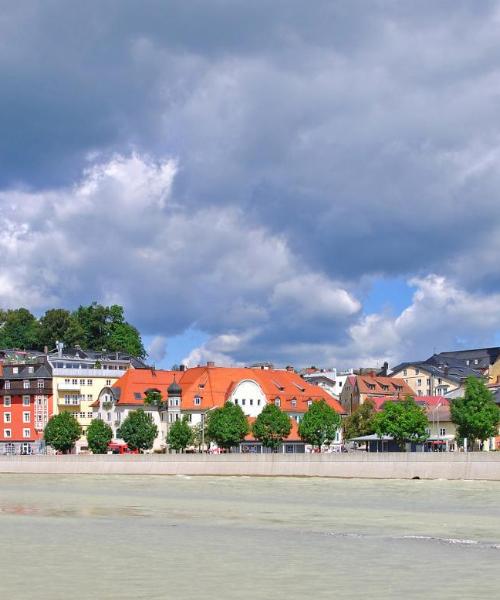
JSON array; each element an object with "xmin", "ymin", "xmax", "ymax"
[
  {"xmin": 355, "ymin": 375, "xmax": 413, "ymax": 397},
  {"xmin": 109, "ymin": 366, "xmax": 344, "ymax": 414}
]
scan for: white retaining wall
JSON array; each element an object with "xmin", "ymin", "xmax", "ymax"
[{"xmin": 0, "ymin": 453, "xmax": 500, "ymax": 480}]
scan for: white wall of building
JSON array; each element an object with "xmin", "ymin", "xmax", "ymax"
[{"xmin": 228, "ymin": 379, "xmax": 267, "ymax": 417}]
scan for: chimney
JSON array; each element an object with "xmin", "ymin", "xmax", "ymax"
[
  {"xmin": 56, "ymin": 341, "xmax": 64, "ymax": 358},
  {"xmin": 206, "ymin": 361, "xmax": 215, "ymax": 368},
  {"xmin": 179, "ymin": 364, "xmax": 186, "ymax": 372},
  {"xmin": 43, "ymin": 346, "xmax": 48, "ymax": 355},
  {"xmin": 151, "ymin": 365, "xmax": 156, "ymax": 376},
  {"xmin": 286, "ymin": 366, "xmax": 294, "ymax": 372}
]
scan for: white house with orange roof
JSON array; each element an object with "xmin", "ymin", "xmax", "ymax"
[{"xmin": 93, "ymin": 363, "xmax": 345, "ymax": 452}]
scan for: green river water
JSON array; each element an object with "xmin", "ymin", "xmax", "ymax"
[{"xmin": 0, "ymin": 475, "xmax": 499, "ymax": 599}]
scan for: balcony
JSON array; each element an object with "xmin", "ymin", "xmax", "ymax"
[
  {"xmin": 58, "ymin": 397, "xmax": 81, "ymax": 406},
  {"xmin": 1, "ymin": 384, "xmax": 52, "ymax": 395},
  {"xmin": 57, "ymin": 382, "xmax": 81, "ymax": 391}
]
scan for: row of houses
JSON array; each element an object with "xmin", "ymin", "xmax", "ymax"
[{"xmin": 1, "ymin": 344, "xmax": 499, "ymax": 454}]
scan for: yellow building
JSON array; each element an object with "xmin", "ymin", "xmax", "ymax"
[
  {"xmin": 390, "ymin": 363, "xmax": 460, "ymax": 396},
  {"xmin": 48, "ymin": 344, "xmax": 147, "ymax": 452}
]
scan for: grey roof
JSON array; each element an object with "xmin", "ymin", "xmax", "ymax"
[
  {"xmin": 348, "ymin": 434, "xmax": 394, "ymax": 442},
  {"xmin": 47, "ymin": 347, "xmax": 148, "ymax": 368},
  {"xmin": 391, "ymin": 358, "xmax": 483, "ymax": 384},
  {"xmin": 1, "ymin": 360, "xmax": 52, "ymax": 379}
]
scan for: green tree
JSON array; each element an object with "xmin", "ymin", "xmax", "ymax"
[
  {"xmin": 298, "ymin": 399, "xmax": 341, "ymax": 451},
  {"xmin": 38, "ymin": 308, "xmax": 74, "ymax": 350},
  {"xmin": 191, "ymin": 416, "xmax": 212, "ymax": 451},
  {"xmin": 0, "ymin": 308, "xmax": 40, "ymax": 349},
  {"xmin": 373, "ymin": 396, "xmax": 428, "ymax": 450},
  {"xmin": 117, "ymin": 409, "xmax": 158, "ymax": 452},
  {"xmin": 167, "ymin": 417, "xmax": 193, "ymax": 452},
  {"xmin": 87, "ymin": 419, "xmax": 113, "ymax": 454},
  {"xmin": 207, "ymin": 402, "xmax": 249, "ymax": 451},
  {"xmin": 451, "ymin": 377, "xmax": 500, "ymax": 449},
  {"xmin": 252, "ymin": 404, "xmax": 292, "ymax": 451},
  {"xmin": 107, "ymin": 321, "xmax": 145, "ymax": 358},
  {"xmin": 44, "ymin": 412, "xmax": 82, "ymax": 454},
  {"xmin": 343, "ymin": 399, "xmax": 376, "ymax": 440},
  {"xmin": 143, "ymin": 389, "xmax": 164, "ymax": 409}
]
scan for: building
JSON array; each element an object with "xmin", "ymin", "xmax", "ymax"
[
  {"xmin": 301, "ymin": 368, "xmax": 353, "ymax": 399},
  {"xmin": 0, "ymin": 354, "xmax": 53, "ymax": 454},
  {"xmin": 93, "ymin": 364, "xmax": 345, "ymax": 452},
  {"xmin": 339, "ymin": 374, "xmax": 414, "ymax": 415},
  {"xmin": 390, "ymin": 355, "xmax": 484, "ymax": 397},
  {"xmin": 48, "ymin": 343, "xmax": 148, "ymax": 452}
]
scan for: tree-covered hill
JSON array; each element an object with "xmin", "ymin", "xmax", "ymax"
[{"xmin": 0, "ymin": 302, "xmax": 145, "ymax": 358}]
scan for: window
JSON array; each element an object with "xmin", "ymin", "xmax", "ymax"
[
  {"xmin": 72, "ymin": 379, "xmax": 78, "ymax": 385},
  {"xmin": 474, "ymin": 359, "xmax": 479, "ymax": 365},
  {"xmin": 275, "ymin": 398, "xmax": 281, "ymax": 407},
  {"xmin": 242, "ymin": 399, "xmax": 246, "ymax": 406},
  {"xmin": 291, "ymin": 399, "xmax": 297, "ymax": 407},
  {"xmin": 427, "ymin": 378, "xmax": 431, "ymax": 385},
  {"xmin": 23, "ymin": 395, "xmax": 30, "ymax": 406},
  {"xmin": 187, "ymin": 414, "xmax": 192, "ymax": 422},
  {"xmin": 466, "ymin": 360, "xmax": 470, "ymax": 366},
  {"xmin": 4, "ymin": 413, "xmax": 11, "ymax": 423},
  {"xmin": 13, "ymin": 367, "xmax": 18, "ymax": 374},
  {"xmin": 79, "ymin": 412, "xmax": 86, "ymax": 419},
  {"xmin": 234, "ymin": 399, "xmax": 238, "ymax": 405},
  {"xmin": 106, "ymin": 379, "xmax": 111, "ymax": 386},
  {"xmin": 23, "ymin": 380, "xmax": 30, "ymax": 389},
  {"xmin": 4, "ymin": 429, "xmax": 11, "ymax": 438},
  {"xmin": 4, "ymin": 396, "xmax": 11, "ymax": 407},
  {"xmin": 23, "ymin": 429, "xmax": 30, "ymax": 438},
  {"xmin": 4, "ymin": 381, "xmax": 10, "ymax": 390},
  {"xmin": 28, "ymin": 366, "xmax": 34, "ymax": 374},
  {"xmin": 339, "ymin": 381, "xmax": 342, "ymax": 387},
  {"xmin": 107, "ymin": 412, "xmax": 111, "ymax": 421},
  {"xmin": 403, "ymin": 369, "xmax": 407, "ymax": 376},
  {"xmin": 257, "ymin": 399, "xmax": 261, "ymax": 406},
  {"xmin": 87, "ymin": 394, "xmax": 93, "ymax": 401},
  {"xmin": 438, "ymin": 378, "xmax": 442, "ymax": 385},
  {"xmin": 307, "ymin": 400, "xmax": 312, "ymax": 407},
  {"xmin": 440, "ymin": 428, "xmax": 446, "ymax": 436},
  {"xmin": 250, "ymin": 399, "xmax": 254, "ymax": 406},
  {"xmin": 87, "ymin": 380, "xmax": 93, "ymax": 386},
  {"xmin": 23, "ymin": 412, "xmax": 30, "ymax": 423},
  {"xmin": 194, "ymin": 397, "xmax": 201, "ymax": 406},
  {"xmin": 417, "ymin": 379, "xmax": 422, "ymax": 386},
  {"xmin": 37, "ymin": 380, "xmax": 44, "ymax": 389},
  {"xmin": 65, "ymin": 378, "xmax": 70, "ymax": 384},
  {"xmin": 80, "ymin": 379, "xmax": 85, "ymax": 385},
  {"xmin": 87, "ymin": 412, "xmax": 93, "ymax": 418},
  {"xmin": 415, "ymin": 368, "xmax": 420, "ymax": 375}
]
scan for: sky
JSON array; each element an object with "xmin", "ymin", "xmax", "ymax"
[{"xmin": 2, "ymin": 0, "xmax": 500, "ymax": 370}]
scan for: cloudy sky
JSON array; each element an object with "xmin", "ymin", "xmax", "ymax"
[{"xmin": 2, "ymin": 0, "xmax": 500, "ymax": 369}]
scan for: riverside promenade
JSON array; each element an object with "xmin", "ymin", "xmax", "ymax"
[{"xmin": 1, "ymin": 453, "xmax": 500, "ymax": 480}]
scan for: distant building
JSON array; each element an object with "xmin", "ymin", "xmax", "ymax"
[
  {"xmin": 301, "ymin": 368, "xmax": 353, "ymax": 399},
  {"xmin": 339, "ymin": 374, "xmax": 414, "ymax": 415},
  {"xmin": 0, "ymin": 354, "xmax": 53, "ymax": 454}
]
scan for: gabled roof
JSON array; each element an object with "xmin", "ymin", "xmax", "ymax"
[
  {"xmin": 390, "ymin": 359, "xmax": 482, "ymax": 383},
  {"xmin": 368, "ymin": 395, "xmax": 451, "ymax": 420},
  {"xmin": 104, "ymin": 366, "xmax": 345, "ymax": 414},
  {"xmin": 355, "ymin": 375, "xmax": 413, "ymax": 397}
]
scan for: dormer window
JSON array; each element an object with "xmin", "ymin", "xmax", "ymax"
[
  {"xmin": 4, "ymin": 381, "xmax": 10, "ymax": 390},
  {"xmin": 274, "ymin": 398, "xmax": 281, "ymax": 407},
  {"xmin": 194, "ymin": 397, "xmax": 201, "ymax": 406},
  {"xmin": 291, "ymin": 399, "xmax": 297, "ymax": 408},
  {"xmin": 13, "ymin": 367, "xmax": 18, "ymax": 374}
]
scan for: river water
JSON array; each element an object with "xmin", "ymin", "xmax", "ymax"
[{"xmin": 1, "ymin": 475, "xmax": 500, "ymax": 599}]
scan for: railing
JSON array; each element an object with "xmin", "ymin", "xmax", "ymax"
[
  {"xmin": 57, "ymin": 398, "xmax": 81, "ymax": 406},
  {"xmin": 0, "ymin": 385, "xmax": 51, "ymax": 395},
  {"xmin": 57, "ymin": 383, "xmax": 81, "ymax": 391},
  {"xmin": 52, "ymin": 368, "xmax": 127, "ymax": 378}
]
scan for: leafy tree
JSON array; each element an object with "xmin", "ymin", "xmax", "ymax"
[
  {"xmin": 0, "ymin": 308, "xmax": 40, "ymax": 349},
  {"xmin": 344, "ymin": 399, "xmax": 376, "ymax": 440},
  {"xmin": 451, "ymin": 377, "xmax": 500, "ymax": 449},
  {"xmin": 298, "ymin": 399, "xmax": 341, "ymax": 451},
  {"xmin": 87, "ymin": 419, "xmax": 113, "ymax": 454},
  {"xmin": 38, "ymin": 308, "xmax": 74, "ymax": 350},
  {"xmin": 252, "ymin": 404, "xmax": 292, "ymax": 451},
  {"xmin": 107, "ymin": 321, "xmax": 145, "ymax": 358},
  {"xmin": 373, "ymin": 396, "xmax": 428, "ymax": 450},
  {"xmin": 44, "ymin": 412, "xmax": 82, "ymax": 454},
  {"xmin": 117, "ymin": 409, "xmax": 158, "ymax": 452},
  {"xmin": 167, "ymin": 417, "xmax": 193, "ymax": 452},
  {"xmin": 191, "ymin": 416, "xmax": 212, "ymax": 451},
  {"xmin": 207, "ymin": 402, "xmax": 249, "ymax": 451},
  {"xmin": 144, "ymin": 389, "xmax": 164, "ymax": 409}
]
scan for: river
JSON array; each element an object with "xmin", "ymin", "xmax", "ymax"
[{"xmin": 0, "ymin": 475, "xmax": 499, "ymax": 599}]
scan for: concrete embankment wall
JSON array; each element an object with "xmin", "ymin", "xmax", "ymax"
[{"xmin": 0, "ymin": 453, "xmax": 500, "ymax": 480}]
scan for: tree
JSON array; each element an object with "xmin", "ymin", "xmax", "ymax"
[
  {"xmin": 451, "ymin": 377, "xmax": 500, "ymax": 449},
  {"xmin": 167, "ymin": 417, "xmax": 193, "ymax": 452},
  {"xmin": 373, "ymin": 396, "xmax": 428, "ymax": 450},
  {"xmin": 143, "ymin": 389, "xmax": 164, "ymax": 409},
  {"xmin": 38, "ymin": 308, "xmax": 74, "ymax": 350},
  {"xmin": 298, "ymin": 399, "xmax": 341, "ymax": 451},
  {"xmin": 207, "ymin": 402, "xmax": 249, "ymax": 451},
  {"xmin": 252, "ymin": 404, "xmax": 292, "ymax": 451},
  {"xmin": 343, "ymin": 399, "xmax": 376, "ymax": 440},
  {"xmin": 117, "ymin": 409, "xmax": 158, "ymax": 452},
  {"xmin": 87, "ymin": 419, "xmax": 113, "ymax": 454},
  {"xmin": 44, "ymin": 412, "xmax": 82, "ymax": 454},
  {"xmin": 0, "ymin": 308, "xmax": 40, "ymax": 349}
]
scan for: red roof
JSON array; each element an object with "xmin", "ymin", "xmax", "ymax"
[{"xmin": 107, "ymin": 366, "xmax": 344, "ymax": 414}]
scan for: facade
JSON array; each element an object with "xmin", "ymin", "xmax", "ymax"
[
  {"xmin": 339, "ymin": 374, "xmax": 414, "ymax": 415},
  {"xmin": 48, "ymin": 344, "xmax": 148, "ymax": 452},
  {"xmin": 93, "ymin": 364, "xmax": 345, "ymax": 452},
  {"xmin": 0, "ymin": 355, "xmax": 53, "ymax": 454},
  {"xmin": 301, "ymin": 368, "xmax": 353, "ymax": 399}
]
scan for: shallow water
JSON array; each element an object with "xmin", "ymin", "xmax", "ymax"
[{"xmin": 1, "ymin": 475, "xmax": 500, "ymax": 599}]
